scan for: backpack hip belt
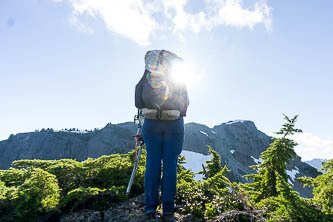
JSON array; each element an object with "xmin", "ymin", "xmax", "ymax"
[{"xmin": 141, "ymin": 108, "xmax": 180, "ymax": 120}]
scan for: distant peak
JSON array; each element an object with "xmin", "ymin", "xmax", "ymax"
[
  {"xmin": 185, "ymin": 122, "xmax": 210, "ymax": 129},
  {"xmin": 185, "ymin": 122, "xmax": 207, "ymax": 127},
  {"xmin": 212, "ymin": 120, "xmax": 259, "ymax": 132},
  {"xmin": 223, "ymin": 120, "xmax": 255, "ymax": 127},
  {"xmin": 225, "ymin": 120, "xmax": 248, "ymax": 125}
]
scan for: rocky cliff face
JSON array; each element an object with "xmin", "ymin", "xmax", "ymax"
[
  {"xmin": 0, "ymin": 123, "xmax": 137, "ymax": 170},
  {"xmin": 0, "ymin": 120, "xmax": 320, "ymax": 197}
]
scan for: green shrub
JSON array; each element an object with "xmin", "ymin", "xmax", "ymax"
[
  {"xmin": 13, "ymin": 159, "xmax": 85, "ymax": 194},
  {"xmin": 0, "ymin": 181, "xmax": 6, "ymax": 200},
  {"xmin": 177, "ymin": 147, "xmax": 253, "ymax": 220},
  {"xmin": 60, "ymin": 185, "xmax": 127, "ymax": 212},
  {"xmin": 82, "ymin": 148, "xmax": 146, "ymax": 195},
  {"xmin": 60, "ymin": 186, "xmax": 105, "ymax": 211},
  {"xmin": 0, "ymin": 168, "xmax": 61, "ymax": 221},
  {"xmin": 0, "ymin": 167, "xmax": 30, "ymax": 187},
  {"xmin": 0, "ymin": 146, "xmax": 147, "ymax": 221},
  {"xmin": 12, "ymin": 147, "xmax": 147, "ymax": 197}
]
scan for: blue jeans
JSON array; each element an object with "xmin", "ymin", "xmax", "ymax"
[{"xmin": 142, "ymin": 117, "xmax": 184, "ymax": 214}]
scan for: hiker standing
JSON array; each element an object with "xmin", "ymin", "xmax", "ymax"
[{"xmin": 135, "ymin": 50, "xmax": 189, "ymax": 221}]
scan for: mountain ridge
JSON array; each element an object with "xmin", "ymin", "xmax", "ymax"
[{"xmin": 0, "ymin": 120, "xmax": 320, "ymax": 197}]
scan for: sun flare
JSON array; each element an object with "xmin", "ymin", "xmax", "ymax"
[{"xmin": 170, "ymin": 62, "xmax": 194, "ymax": 85}]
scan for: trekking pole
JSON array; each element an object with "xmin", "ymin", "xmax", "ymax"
[{"xmin": 126, "ymin": 109, "xmax": 144, "ymax": 195}]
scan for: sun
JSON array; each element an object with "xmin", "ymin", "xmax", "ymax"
[{"xmin": 169, "ymin": 62, "xmax": 193, "ymax": 85}]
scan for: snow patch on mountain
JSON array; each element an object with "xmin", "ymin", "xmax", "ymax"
[
  {"xmin": 181, "ymin": 150, "xmax": 211, "ymax": 180},
  {"xmin": 200, "ymin": 131, "xmax": 209, "ymax": 137},
  {"xmin": 226, "ymin": 120, "xmax": 245, "ymax": 125},
  {"xmin": 251, "ymin": 156, "xmax": 264, "ymax": 164},
  {"xmin": 287, "ymin": 168, "xmax": 299, "ymax": 181},
  {"xmin": 288, "ymin": 178, "xmax": 294, "ymax": 186}
]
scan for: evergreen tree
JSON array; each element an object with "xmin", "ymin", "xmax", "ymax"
[
  {"xmin": 298, "ymin": 159, "xmax": 333, "ymax": 215},
  {"xmin": 242, "ymin": 115, "xmax": 331, "ymax": 221},
  {"xmin": 177, "ymin": 155, "xmax": 195, "ymax": 183},
  {"xmin": 199, "ymin": 145, "xmax": 223, "ymax": 180},
  {"xmin": 243, "ymin": 114, "xmax": 302, "ymax": 202}
]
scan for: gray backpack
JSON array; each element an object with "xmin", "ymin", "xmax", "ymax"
[{"xmin": 135, "ymin": 50, "xmax": 189, "ymax": 119}]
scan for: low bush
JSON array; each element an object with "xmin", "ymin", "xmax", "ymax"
[
  {"xmin": 0, "ymin": 146, "xmax": 146, "ymax": 221},
  {"xmin": 0, "ymin": 168, "xmax": 61, "ymax": 221}
]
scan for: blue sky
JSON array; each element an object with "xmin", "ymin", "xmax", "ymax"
[{"xmin": 1, "ymin": 0, "xmax": 332, "ymax": 160}]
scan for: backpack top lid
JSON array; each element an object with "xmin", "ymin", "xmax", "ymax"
[{"xmin": 145, "ymin": 50, "xmax": 183, "ymax": 74}]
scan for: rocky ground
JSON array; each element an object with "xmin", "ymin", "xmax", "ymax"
[
  {"xmin": 59, "ymin": 194, "xmax": 266, "ymax": 222},
  {"xmin": 60, "ymin": 194, "xmax": 201, "ymax": 222}
]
